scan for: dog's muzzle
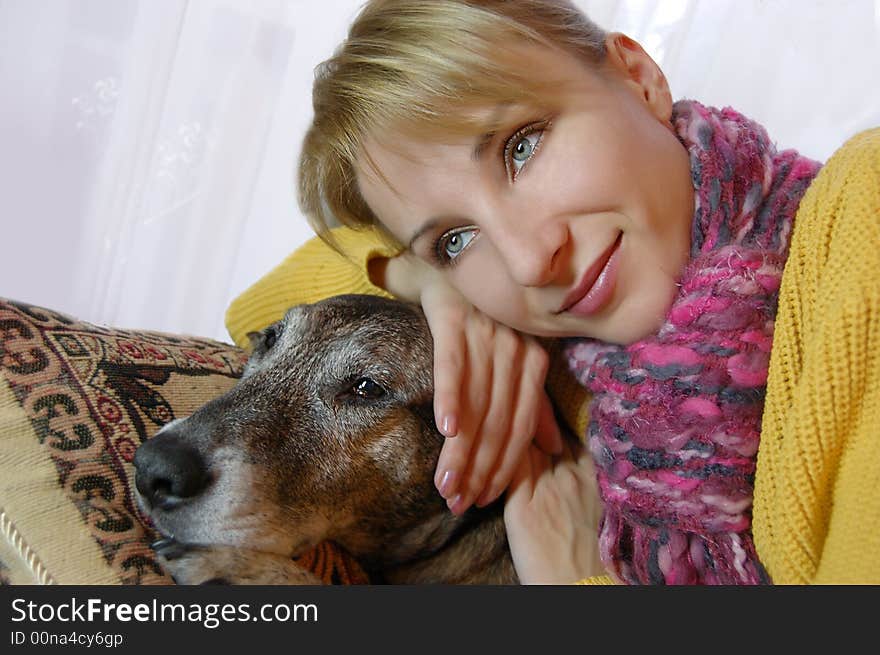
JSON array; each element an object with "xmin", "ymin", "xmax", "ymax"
[{"xmin": 133, "ymin": 424, "xmax": 211, "ymax": 510}]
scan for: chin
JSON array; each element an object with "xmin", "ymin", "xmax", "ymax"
[
  {"xmin": 593, "ymin": 298, "xmax": 674, "ymax": 345},
  {"xmin": 615, "ymin": 319, "xmax": 665, "ymax": 345}
]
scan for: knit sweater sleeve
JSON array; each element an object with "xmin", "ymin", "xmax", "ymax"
[
  {"xmin": 225, "ymin": 226, "xmax": 399, "ymax": 349},
  {"xmin": 755, "ymin": 128, "xmax": 880, "ymax": 584}
]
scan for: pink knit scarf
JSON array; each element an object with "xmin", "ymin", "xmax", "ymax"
[{"xmin": 564, "ymin": 100, "xmax": 821, "ymax": 584}]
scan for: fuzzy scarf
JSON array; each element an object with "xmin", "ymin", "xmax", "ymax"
[{"xmin": 564, "ymin": 100, "xmax": 821, "ymax": 584}]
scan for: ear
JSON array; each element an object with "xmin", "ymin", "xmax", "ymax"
[{"xmin": 603, "ymin": 32, "xmax": 673, "ymax": 122}]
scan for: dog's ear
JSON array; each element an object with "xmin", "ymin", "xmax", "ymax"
[{"xmin": 245, "ymin": 331, "xmax": 262, "ymax": 354}]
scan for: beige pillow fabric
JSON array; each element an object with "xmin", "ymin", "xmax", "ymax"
[{"xmin": 0, "ymin": 298, "xmax": 368, "ymax": 585}]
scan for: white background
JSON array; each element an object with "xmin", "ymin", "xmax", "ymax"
[{"xmin": 2, "ymin": 0, "xmax": 879, "ymax": 343}]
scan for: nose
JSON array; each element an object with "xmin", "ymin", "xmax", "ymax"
[
  {"xmin": 491, "ymin": 216, "xmax": 569, "ymax": 287},
  {"xmin": 133, "ymin": 428, "xmax": 210, "ymax": 510}
]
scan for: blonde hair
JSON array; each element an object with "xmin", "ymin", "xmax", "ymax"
[{"xmin": 298, "ymin": 0, "xmax": 607, "ymax": 248}]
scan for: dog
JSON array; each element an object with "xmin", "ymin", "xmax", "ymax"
[{"xmin": 133, "ymin": 294, "xmax": 517, "ymax": 584}]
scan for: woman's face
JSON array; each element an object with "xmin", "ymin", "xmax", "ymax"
[{"xmin": 357, "ymin": 36, "xmax": 694, "ymax": 344}]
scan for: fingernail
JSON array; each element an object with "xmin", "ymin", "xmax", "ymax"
[
  {"xmin": 447, "ymin": 494, "xmax": 467, "ymax": 515},
  {"xmin": 438, "ymin": 469, "xmax": 457, "ymax": 498},
  {"xmin": 440, "ymin": 415, "xmax": 458, "ymax": 438}
]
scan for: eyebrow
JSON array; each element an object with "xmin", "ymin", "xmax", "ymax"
[
  {"xmin": 406, "ymin": 104, "xmax": 510, "ymax": 250},
  {"xmin": 407, "ymin": 218, "xmax": 440, "ymax": 251},
  {"xmin": 472, "ymin": 103, "xmax": 511, "ymax": 161},
  {"xmin": 406, "ymin": 138, "xmax": 489, "ymax": 251},
  {"xmin": 472, "ymin": 131, "xmax": 496, "ymax": 161}
]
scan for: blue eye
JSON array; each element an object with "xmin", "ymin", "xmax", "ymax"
[
  {"xmin": 505, "ymin": 128, "xmax": 544, "ymax": 178},
  {"xmin": 440, "ymin": 228, "xmax": 478, "ymax": 261}
]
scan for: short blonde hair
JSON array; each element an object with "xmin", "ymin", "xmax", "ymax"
[{"xmin": 298, "ymin": 0, "xmax": 607, "ymax": 247}]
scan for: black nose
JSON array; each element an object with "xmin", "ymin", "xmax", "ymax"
[{"xmin": 133, "ymin": 430, "xmax": 210, "ymax": 510}]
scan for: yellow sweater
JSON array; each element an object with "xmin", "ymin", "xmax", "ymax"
[{"xmin": 226, "ymin": 129, "xmax": 880, "ymax": 584}]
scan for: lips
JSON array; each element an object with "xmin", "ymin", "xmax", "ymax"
[{"xmin": 557, "ymin": 232, "xmax": 623, "ymax": 317}]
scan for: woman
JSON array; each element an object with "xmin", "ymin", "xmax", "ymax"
[{"xmin": 227, "ymin": 0, "xmax": 880, "ymax": 584}]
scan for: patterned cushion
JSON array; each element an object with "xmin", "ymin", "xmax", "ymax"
[{"xmin": 0, "ymin": 298, "xmax": 368, "ymax": 585}]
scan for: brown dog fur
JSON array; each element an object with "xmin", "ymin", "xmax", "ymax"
[{"xmin": 134, "ymin": 295, "xmax": 517, "ymax": 584}]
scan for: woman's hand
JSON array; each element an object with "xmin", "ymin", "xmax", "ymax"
[
  {"xmin": 378, "ymin": 252, "xmax": 564, "ymax": 514},
  {"xmin": 504, "ymin": 441, "xmax": 606, "ymax": 584},
  {"xmin": 418, "ymin": 272, "xmax": 564, "ymax": 516}
]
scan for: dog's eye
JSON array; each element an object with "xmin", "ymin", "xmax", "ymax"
[{"xmin": 352, "ymin": 377, "xmax": 385, "ymax": 400}]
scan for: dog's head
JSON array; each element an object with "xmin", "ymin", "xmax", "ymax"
[{"xmin": 133, "ymin": 294, "xmax": 462, "ymax": 569}]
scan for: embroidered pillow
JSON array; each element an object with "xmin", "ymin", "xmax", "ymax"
[{"xmin": 0, "ymin": 298, "xmax": 367, "ymax": 585}]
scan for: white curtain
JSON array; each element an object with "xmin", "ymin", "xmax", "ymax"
[
  {"xmin": 589, "ymin": 0, "xmax": 880, "ymax": 161},
  {"xmin": 2, "ymin": 0, "xmax": 878, "ymax": 343}
]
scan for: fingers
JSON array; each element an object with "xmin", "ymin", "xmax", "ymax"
[
  {"xmin": 419, "ymin": 279, "xmax": 558, "ymax": 516},
  {"xmin": 458, "ymin": 325, "xmax": 520, "ymax": 509},
  {"xmin": 505, "ymin": 444, "xmax": 537, "ymax": 508},
  {"xmin": 421, "ymin": 286, "xmax": 472, "ymax": 501},
  {"xmin": 437, "ymin": 312, "xmax": 495, "ymax": 512},
  {"xmin": 502, "ymin": 442, "xmax": 605, "ymax": 584},
  {"xmin": 505, "ymin": 444, "xmax": 555, "ymax": 516},
  {"xmin": 423, "ymin": 298, "xmax": 466, "ymax": 439},
  {"xmin": 476, "ymin": 343, "xmax": 554, "ymax": 508}
]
